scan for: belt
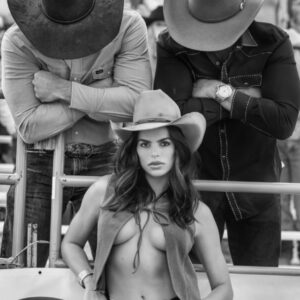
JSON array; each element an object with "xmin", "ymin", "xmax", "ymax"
[{"xmin": 27, "ymin": 141, "xmax": 117, "ymax": 158}]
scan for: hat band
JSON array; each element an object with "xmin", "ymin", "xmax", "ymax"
[
  {"xmin": 40, "ymin": 0, "xmax": 96, "ymax": 24},
  {"xmin": 191, "ymin": 0, "xmax": 245, "ymax": 23},
  {"xmin": 135, "ymin": 118, "xmax": 171, "ymax": 125}
]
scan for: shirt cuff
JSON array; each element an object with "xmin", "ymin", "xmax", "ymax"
[{"xmin": 230, "ymin": 90, "xmax": 252, "ymax": 121}]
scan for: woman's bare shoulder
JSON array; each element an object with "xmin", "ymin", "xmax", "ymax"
[
  {"xmin": 81, "ymin": 174, "xmax": 112, "ymax": 210},
  {"xmin": 194, "ymin": 201, "xmax": 216, "ymax": 236},
  {"xmin": 194, "ymin": 201, "xmax": 213, "ymax": 220}
]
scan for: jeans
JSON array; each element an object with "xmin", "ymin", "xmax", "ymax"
[
  {"xmin": 1, "ymin": 141, "xmax": 118, "ymax": 266},
  {"xmin": 202, "ymin": 193, "xmax": 281, "ymax": 266}
]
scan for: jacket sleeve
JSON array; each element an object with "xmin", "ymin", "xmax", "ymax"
[
  {"xmin": 230, "ymin": 37, "xmax": 300, "ymax": 139},
  {"xmin": 1, "ymin": 30, "xmax": 84, "ymax": 144},
  {"xmin": 154, "ymin": 32, "xmax": 229, "ymax": 127},
  {"xmin": 70, "ymin": 12, "xmax": 152, "ymax": 123}
]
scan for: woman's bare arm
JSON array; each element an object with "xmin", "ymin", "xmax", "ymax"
[
  {"xmin": 192, "ymin": 202, "xmax": 233, "ymax": 300},
  {"xmin": 61, "ymin": 175, "xmax": 110, "ymax": 291}
]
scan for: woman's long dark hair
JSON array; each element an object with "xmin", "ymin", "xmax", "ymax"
[{"xmin": 103, "ymin": 126, "xmax": 200, "ymax": 228}]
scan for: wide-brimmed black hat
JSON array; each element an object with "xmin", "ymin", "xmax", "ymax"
[{"xmin": 8, "ymin": 0, "xmax": 124, "ymax": 59}]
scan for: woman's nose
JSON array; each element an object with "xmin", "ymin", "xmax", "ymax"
[
  {"xmin": 151, "ymin": 146, "xmax": 160, "ymax": 158},
  {"xmin": 151, "ymin": 151, "xmax": 159, "ymax": 158}
]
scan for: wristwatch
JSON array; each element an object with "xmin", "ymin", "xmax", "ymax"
[{"xmin": 215, "ymin": 84, "xmax": 233, "ymax": 103}]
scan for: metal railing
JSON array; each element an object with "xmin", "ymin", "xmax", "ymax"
[
  {"xmin": 0, "ymin": 134, "xmax": 26, "ymax": 265},
  {"xmin": 1, "ymin": 133, "xmax": 300, "ymax": 274}
]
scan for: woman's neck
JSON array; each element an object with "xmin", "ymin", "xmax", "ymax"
[{"xmin": 145, "ymin": 175, "xmax": 168, "ymax": 197}]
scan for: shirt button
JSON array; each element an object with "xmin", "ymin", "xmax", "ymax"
[
  {"xmin": 216, "ymin": 61, "xmax": 221, "ymax": 66},
  {"xmin": 74, "ymin": 77, "xmax": 78, "ymax": 81},
  {"xmin": 75, "ymin": 131, "xmax": 79, "ymax": 135}
]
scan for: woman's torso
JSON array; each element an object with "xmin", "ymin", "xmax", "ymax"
[{"xmin": 106, "ymin": 209, "xmax": 177, "ymax": 300}]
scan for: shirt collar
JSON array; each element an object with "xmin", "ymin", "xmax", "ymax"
[{"xmin": 238, "ymin": 29, "xmax": 258, "ymax": 47}]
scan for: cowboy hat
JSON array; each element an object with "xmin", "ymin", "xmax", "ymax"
[
  {"xmin": 112, "ymin": 90, "xmax": 206, "ymax": 153},
  {"xmin": 163, "ymin": 0, "xmax": 264, "ymax": 51},
  {"xmin": 7, "ymin": 0, "xmax": 124, "ymax": 59}
]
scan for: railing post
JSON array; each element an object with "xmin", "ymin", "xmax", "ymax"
[
  {"xmin": 11, "ymin": 134, "xmax": 27, "ymax": 265},
  {"xmin": 49, "ymin": 134, "xmax": 65, "ymax": 267}
]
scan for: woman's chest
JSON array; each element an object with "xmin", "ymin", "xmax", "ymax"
[{"xmin": 114, "ymin": 211, "xmax": 166, "ymax": 251}]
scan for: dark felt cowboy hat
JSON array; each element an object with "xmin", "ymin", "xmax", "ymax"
[
  {"xmin": 164, "ymin": 0, "xmax": 264, "ymax": 51},
  {"xmin": 112, "ymin": 90, "xmax": 206, "ymax": 153},
  {"xmin": 7, "ymin": 0, "xmax": 124, "ymax": 59}
]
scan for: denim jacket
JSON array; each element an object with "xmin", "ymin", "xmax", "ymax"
[
  {"xmin": 93, "ymin": 182, "xmax": 201, "ymax": 300},
  {"xmin": 154, "ymin": 21, "xmax": 300, "ymax": 219}
]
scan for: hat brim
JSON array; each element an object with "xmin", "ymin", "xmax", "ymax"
[
  {"xmin": 164, "ymin": 0, "xmax": 264, "ymax": 51},
  {"xmin": 8, "ymin": 0, "xmax": 124, "ymax": 59},
  {"xmin": 112, "ymin": 112, "xmax": 206, "ymax": 153}
]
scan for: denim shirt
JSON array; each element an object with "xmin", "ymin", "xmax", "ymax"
[
  {"xmin": 154, "ymin": 21, "xmax": 300, "ymax": 219},
  {"xmin": 93, "ymin": 182, "xmax": 200, "ymax": 300}
]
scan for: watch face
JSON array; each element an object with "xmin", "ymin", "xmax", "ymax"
[{"xmin": 219, "ymin": 85, "xmax": 232, "ymax": 98}]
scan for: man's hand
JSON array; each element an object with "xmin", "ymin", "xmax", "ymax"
[
  {"xmin": 32, "ymin": 70, "xmax": 72, "ymax": 103},
  {"xmin": 192, "ymin": 78, "xmax": 221, "ymax": 99}
]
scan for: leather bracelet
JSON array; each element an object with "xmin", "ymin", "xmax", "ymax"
[{"xmin": 78, "ymin": 270, "xmax": 94, "ymax": 288}]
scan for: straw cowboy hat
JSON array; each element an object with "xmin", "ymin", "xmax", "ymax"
[
  {"xmin": 7, "ymin": 0, "xmax": 124, "ymax": 59},
  {"xmin": 112, "ymin": 90, "xmax": 206, "ymax": 153},
  {"xmin": 164, "ymin": 0, "xmax": 264, "ymax": 51}
]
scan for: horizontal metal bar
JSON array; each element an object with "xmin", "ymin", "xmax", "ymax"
[
  {"xmin": 0, "ymin": 135, "xmax": 12, "ymax": 145},
  {"xmin": 194, "ymin": 180, "xmax": 300, "ymax": 194},
  {"xmin": 53, "ymin": 258, "xmax": 300, "ymax": 276},
  {"xmin": 194, "ymin": 264, "xmax": 300, "ymax": 276},
  {"xmin": 223, "ymin": 230, "xmax": 300, "ymax": 241},
  {"xmin": 0, "ymin": 163, "xmax": 15, "ymax": 173},
  {"xmin": 60, "ymin": 175, "xmax": 100, "ymax": 187},
  {"xmin": 0, "ymin": 173, "xmax": 20, "ymax": 184},
  {"xmin": 60, "ymin": 176, "xmax": 300, "ymax": 194}
]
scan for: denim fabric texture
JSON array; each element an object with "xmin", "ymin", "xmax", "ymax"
[
  {"xmin": 155, "ymin": 22, "xmax": 300, "ymax": 221},
  {"xmin": 1, "ymin": 141, "xmax": 117, "ymax": 266},
  {"xmin": 153, "ymin": 21, "xmax": 300, "ymax": 266},
  {"xmin": 207, "ymin": 193, "xmax": 281, "ymax": 266}
]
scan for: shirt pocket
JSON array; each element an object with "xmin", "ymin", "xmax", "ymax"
[
  {"xmin": 83, "ymin": 61, "xmax": 114, "ymax": 86},
  {"xmin": 229, "ymin": 74, "xmax": 262, "ymax": 88},
  {"xmin": 91, "ymin": 62, "xmax": 114, "ymax": 80}
]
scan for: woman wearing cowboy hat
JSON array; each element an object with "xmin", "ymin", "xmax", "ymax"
[
  {"xmin": 62, "ymin": 90, "xmax": 233, "ymax": 300},
  {"xmin": 155, "ymin": 0, "xmax": 300, "ymax": 266}
]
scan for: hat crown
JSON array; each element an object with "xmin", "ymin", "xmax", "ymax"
[
  {"xmin": 188, "ymin": 0, "xmax": 245, "ymax": 23},
  {"xmin": 41, "ymin": 0, "xmax": 95, "ymax": 24},
  {"xmin": 133, "ymin": 90, "xmax": 181, "ymax": 124}
]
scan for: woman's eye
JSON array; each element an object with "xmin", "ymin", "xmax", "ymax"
[
  {"xmin": 160, "ymin": 140, "xmax": 171, "ymax": 147},
  {"xmin": 139, "ymin": 142, "xmax": 150, "ymax": 148}
]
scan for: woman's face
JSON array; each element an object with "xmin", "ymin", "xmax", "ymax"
[{"xmin": 137, "ymin": 127, "xmax": 175, "ymax": 181}]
